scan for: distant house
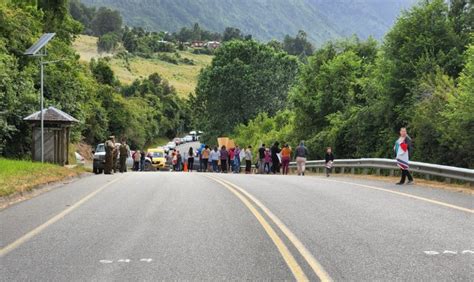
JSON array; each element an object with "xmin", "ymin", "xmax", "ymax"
[
  {"xmin": 205, "ymin": 41, "xmax": 221, "ymax": 49},
  {"xmin": 191, "ymin": 41, "xmax": 205, "ymax": 48}
]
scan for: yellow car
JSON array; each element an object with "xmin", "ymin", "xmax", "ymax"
[{"xmin": 147, "ymin": 148, "xmax": 167, "ymax": 170}]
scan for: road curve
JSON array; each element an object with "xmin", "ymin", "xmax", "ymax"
[{"xmin": 1, "ymin": 172, "xmax": 472, "ymax": 281}]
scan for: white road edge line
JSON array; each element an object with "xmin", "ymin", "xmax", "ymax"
[
  {"xmin": 317, "ymin": 178, "xmax": 473, "ymax": 214},
  {"xmin": 0, "ymin": 176, "xmax": 124, "ymax": 257}
]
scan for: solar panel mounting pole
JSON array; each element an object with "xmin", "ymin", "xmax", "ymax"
[
  {"xmin": 40, "ymin": 52, "xmax": 44, "ymax": 163},
  {"xmin": 24, "ymin": 33, "xmax": 56, "ymax": 163}
]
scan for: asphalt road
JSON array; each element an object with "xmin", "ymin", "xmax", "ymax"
[{"xmin": 1, "ymin": 171, "xmax": 473, "ymax": 281}]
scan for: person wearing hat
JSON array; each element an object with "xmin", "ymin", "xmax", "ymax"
[
  {"xmin": 119, "ymin": 138, "xmax": 130, "ymax": 173},
  {"xmin": 104, "ymin": 136, "xmax": 116, "ymax": 174}
]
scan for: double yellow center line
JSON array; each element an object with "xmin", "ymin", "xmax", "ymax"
[{"xmin": 205, "ymin": 175, "xmax": 332, "ymax": 282}]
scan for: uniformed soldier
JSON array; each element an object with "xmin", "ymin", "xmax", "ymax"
[
  {"xmin": 119, "ymin": 138, "xmax": 130, "ymax": 173},
  {"xmin": 113, "ymin": 141, "xmax": 119, "ymax": 173},
  {"xmin": 104, "ymin": 136, "xmax": 116, "ymax": 174}
]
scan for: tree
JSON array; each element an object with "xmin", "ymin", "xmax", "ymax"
[
  {"xmin": 266, "ymin": 40, "xmax": 283, "ymax": 52},
  {"xmin": 194, "ymin": 40, "xmax": 299, "ymax": 142},
  {"xmin": 440, "ymin": 42, "xmax": 474, "ymax": 168},
  {"xmin": 97, "ymin": 32, "xmax": 119, "ymax": 53},
  {"xmin": 122, "ymin": 26, "xmax": 138, "ymax": 53},
  {"xmin": 448, "ymin": 0, "xmax": 474, "ymax": 48},
  {"xmin": 382, "ymin": 0, "xmax": 466, "ymax": 129},
  {"xmin": 69, "ymin": 0, "xmax": 96, "ymax": 35},
  {"xmin": 411, "ymin": 70, "xmax": 456, "ymax": 165},
  {"xmin": 282, "ymin": 30, "xmax": 314, "ymax": 58},
  {"xmin": 91, "ymin": 7, "xmax": 122, "ymax": 36},
  {"xmin": 222, "ymin": 27, "xmax": 244, "ymax": 42},
  {"xmin": 90, "ymin": 58, "xmax": 116, "ymax": 86}
]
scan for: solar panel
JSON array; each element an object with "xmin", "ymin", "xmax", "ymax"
[{"xmin": 24, "ymin": 33, "xmax": 56, "ymax": 56}]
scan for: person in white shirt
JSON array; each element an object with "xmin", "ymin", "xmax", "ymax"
[{"xmin": 209, "ymin": 146, "xmax": 221, "ymax": 172}]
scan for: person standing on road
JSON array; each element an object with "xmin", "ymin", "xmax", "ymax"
[
  {"xmin": 281, "ymin": 143, "xmax": 292, "ymax": 175},
  {"xmin": 177, "ymin": 150, "xmax": 182, "ymax": 171},
  {"xmin": 234, "ymin": 145, "xmax": 241, "ymax": 173},
  {"xmin": 201, "ymin": 145, "xmax": 210, "ymax": 172},
  {"xmin": 210, "ymin": 146, "xmax": 220, "ymax": 172},
  {"xmin": 295, "ymin": 141, "xmax": 309, "ymax": 176},
  {"xmin": 258, "ymin": 144, "xmax": 266, "ymax": 174},
  {"xmin": 271, "ymin": 142, "xmax": 281, "ymax": 174},
  {"xmin": 119, "ymin": 138, "xmax": 130, "ymax": 173},
  {"xmin": 394, "ymin": 127, "xmax": 414, "ymax": 185},
  {"xmin": 112, "ymin": 142, "xmax": 119, "ymax": 173},
  {"xmin": 104, "ymin": 136, "xmax": 116, "ymax": 174},
  {"xmin": 229, "ymin": 147, "xmax": 236, "ymax": 173},
  {"xmin": 245, "ymin": 146, "xmax": 253, "ymax": 174},
  {"xmin": 133, "ymin": 149, "xmax": 140, "ymax": 171},
  {"xmin": 325, "ymin": 147, "xmax": 334, "ymax": 177},
  {"xmin": 220, "ymin": 145, "xmax": 229, "ymax": 173},
  {"xmin": 264, "ymin": 147, "xmax": 272, "ymax": 174},
  {"xmin": 140, "ymin": 149, "xmax": 146, "ymax": 171},
  {"xmin": 188, "ymin": 147, "xmax": 195, "ymax": 172},
  {"xmin": 171, "ymin": 150, "xmax": 178, "ymax": 171}
]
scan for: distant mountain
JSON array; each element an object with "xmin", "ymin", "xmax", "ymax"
[{"xmin": 81, "ymin": 0, "xmax": 417, "ymax": 44}]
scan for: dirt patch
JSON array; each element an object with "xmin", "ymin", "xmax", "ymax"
[{"xmin": 75, "ymin": 142, "xmax": 93, "ymax": 161}]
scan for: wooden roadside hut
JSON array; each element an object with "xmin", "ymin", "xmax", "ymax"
[{"xmin": 24, "ymin": 107, "xmax": 79, "ymax": 165}]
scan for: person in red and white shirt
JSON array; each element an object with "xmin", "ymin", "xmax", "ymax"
[{"xmin": 394, "ymin": 127, "xmax": 414, "ymax": 185}]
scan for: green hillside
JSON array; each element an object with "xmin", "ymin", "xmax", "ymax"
[
  {"xmin": 81, "ymin": 0, "xmax": 416, "ymax": 43},
  {"xmin": 73, "ymin": 35, "xmax": 213, "ymax": 96}
]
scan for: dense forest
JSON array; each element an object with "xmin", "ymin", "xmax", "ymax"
[
  {"xmin": 0, "ymin": 1, "xmax": 191, "ymax": 157},
  {"xmin": 194, "ymin": 0, "xmax": 473, "ymax": 168},
  {"xmin": 81, "ymin": 0, "xmax": 416, "ymax": 43}
]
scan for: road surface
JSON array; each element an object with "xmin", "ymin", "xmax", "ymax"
[{"xmin": 1, "ymin": 172, "xmax": 473, "ymax": 281}]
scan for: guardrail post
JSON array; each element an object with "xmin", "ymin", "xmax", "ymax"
[
  {"xmin": 376, "ymin": 168, "xmax": 381, "ymax": 176},
  {"xmin": 351, "ymin": 167, "xmax": 355, "ymax": 174},
  {"xmin": 389, "ymin": 169, "xmax": 394, "ymax": 176},
  {"xmin": 445, "ymin": 178, "xmax": 451, "ymax": 184},
  {"xmin": 363, "ymin": 168, "xmax": 368, "ymax": 175}
]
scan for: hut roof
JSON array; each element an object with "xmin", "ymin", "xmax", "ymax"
[{"xmin": 24, "ymin": 106, "xmax": 79, "ymax": 123}]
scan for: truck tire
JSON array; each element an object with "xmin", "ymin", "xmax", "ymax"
[{"xmin": 93, "ymin": 166, "xmax": 99, "ymax": 174}]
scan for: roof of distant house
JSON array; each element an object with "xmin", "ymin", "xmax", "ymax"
[{"xmin": 24, "ymin": 106, "xmax": 79, "ymax": 123}]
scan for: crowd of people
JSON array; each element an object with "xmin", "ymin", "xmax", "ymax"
[
  {"xmin": 105, "ymin": 127, "xmax": 414, "ymax": 185},
  {"xmin": 166, "ymin": 127, "xmax": 414, "ymax": 185},
  {"xmin": 168, "ymin": 141, "xmax": 336, "ymax": 177}
]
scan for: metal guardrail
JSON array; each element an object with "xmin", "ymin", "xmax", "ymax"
[{"xmin": 286, "ymin": 158, "xmax": 474, "ymax": 184}]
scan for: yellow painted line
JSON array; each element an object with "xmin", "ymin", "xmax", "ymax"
[
  {"xmin": 0, "ymin": 176, "xmax": 124, "ymax": 257},
  {"xmin": 205, "ymin": 175, "xmax": 308, "ymax": 281},
  {"xmin": 212, "ymin": 176, "xmax": 333, "ymax": 282},
  {"xmin": 319, "ymin": 178, "xmax": 474, "ymax": 214}
]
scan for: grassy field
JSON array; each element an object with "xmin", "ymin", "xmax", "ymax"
[
  {"xmin": 72, "ymin": 34, "xmax": 113, "ymax": 62},
  {"xmin": 73, "ymin": 35, "xmax": 213, "ymax": 97},
  {"xmin": 0, "ymin": 158, "xmax": 87, "ymax": 197}
]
